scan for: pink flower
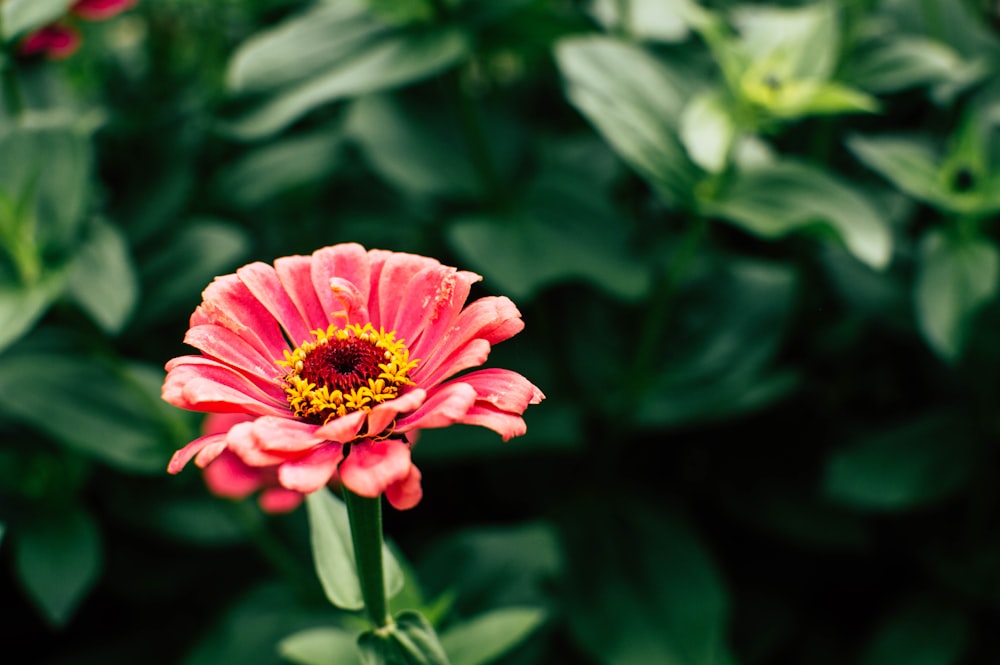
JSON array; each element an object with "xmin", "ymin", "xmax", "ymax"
[
  {"xmin": 18, "ymin": 24, "xmax": 81, "ymax": 60},
  {"xmin": 71, "ymin": 0, "xmax": 137, "ymax": 21},
  {"xmin": 164, "ymin": 244, "xmax": 544, "ymax": 510}
]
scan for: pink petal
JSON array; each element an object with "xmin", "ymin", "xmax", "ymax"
[
  {"xmin": 416, "ymin": 338, "xmax": 492, "ymax": 390},
  {"xmin": 310, "ymin": 244, "xmax": 371, "ymax": 325},
  {"xmin": 192, "ymin": 273, "xmax": 289, "ymax": 361},
  {"xmin": 277, "ymin": 443, "xmax": 345, "ymax": 493},
  {"xmin": 19, "ymin": 25, "xmax": 81, "ymax": 59},
  {"xmin": 339, "ymin": 439, "xmax": 413, "ymax": 499},
  {"xmin": 384, "ymin": 264, "xmax": 481, "ymax": 353},
  {"xmin": 167, "ymin": 433, "xmax": 225, "ymax": 474},
  {"xmin": 365, "ymin": 389, "xmax": 427, "ymax": 438},
  {"xmin": 275, "ymin": 255, "xmax": 330, "ymax": 331},
  {"xmin": 202, "ymin": 450, "xmax": 263, "ymax": 499},
  {"xmin": 386, "ymin": 464, "xmax": 423, "ymax": 510},
  {"xmin": 224, "ymin": 421, "xmax": 293, "ymax": 466},
  {"xmin": 259, "ymin": 488, "xmax": 305, "ymax": 513},
  {"xmin": 238, "ymin": 262, "xmax": 313, "ymax": 347},
  {"xmin": 314, "ymin": 410, "xmax": 368, "ymax": 443},
  {"xmin": 163, "ymin": 357, "xmax": 288, "ymax": 415},
  {"xmin": 184, "ymin": 324, "xmax": 281, "ymax": 381},
  {"xmin": 458, "ymin": 404, "xmax": 528, "ymax": 441},
  {"xmin": 72, "ymin": 0, "xmax": 136, "ymax": 20},
  {"xmin": 396, "ymin": 382, "xmax": 478, "ymax": 433},
  {"xmin": 203, "ymin": 412, "xmax": 255, "ymax": 436},
  {"xmin": 367, "ymin": 250, "xmax": 442, "ymax": 330},
  {"xmin": 327, "ymin": 278, "xmax": 370, "ymax": 326},
  {"xmin": 194, "ymin": 439, "xmax": 229, "ymax": 467},
  {"xmin": 248, "ymin": 416, "xmax": 326, "ymax": 453},
  {"xmin": 454, "ymin": 368, "xmax": 545, "ymax": 411},
  {"xmin": 412, "ymin": 296, "xmax": 523, "ymax": 384}
]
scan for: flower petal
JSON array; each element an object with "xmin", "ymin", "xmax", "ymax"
[
  {"xmin": 314, "ymin": 409, "xmax": 368, "ymax": 443},
  {"xmin": 184, "ymin": 324, "xmax": 281, "ymax": 381},
  {"xmin": 192, "ymin": 273, "xmax": 289, "ymax": 361},
  {"xmin": 339, "ymin": 439, "xmax": 413, "ymax": 499},
  {"xmin": 72, "ymin": 0, "xmax": 136, "ymax": 20},
  {"xmin": 457, "ymin": 404, "xmax": 528, "ymax": 441},
  {"xmin": 163, "ymin": 357, "xmax": 287, "ymax": 415},
  {"xmin": 365, "ymin": 389, "xmax": 427, "ymax": 438},
  {"xmin": 396, "ymin": 382, "xmax": 478, "ymax": 433},
  {"xmin": 238, "ymin": 262, "xmax": 313, "ymax": 347},
  {"xmin": 416, "ymin": 338, "xmax": 492, "ymax": 390},
  {"xmin": 248, "ymin": 416, "xmax": 326, "ymax": 453},
  {"xmin": 367, "ymin": 250, "xmax": 443, "ymax": 330},
  {"xmin": 275, "ymin": 255, "xmax": 330, "ymax": 331},
  {"xmin": 277, "ymin": 443, "xmax": 345, "ymax": 493},
  {"xmin": 259, "ymin": 488, "xmax": 305, "ymax": 513},
  {"xmin": 386, "ymin": 464, "xmax": 423, "ymax": 510},
  {"xmin": 167, "ymin": 433, "xmax": 225, "ymax": 474},
  {"xmin": 202, "ymin": 450, "xmax": 262, "ymax": 499},
  {"xmin": 311, "ymin": 244, "xmax": 371, "ymax": 325},
  {"xmin": 454, "ymin": 368, "xmax": 545, "ymax": 411},
  {"xmin": 384, "ymin": 263, "xmax": 481, "ymax": 355},
  {"xmin": 413, "ymin": 296, "xmax": 524, "ymax": 384}
]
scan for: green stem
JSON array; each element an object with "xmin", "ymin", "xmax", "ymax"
[{"xmin": 343, "ymin": 488, "xmax": 390, "ymax": 628}]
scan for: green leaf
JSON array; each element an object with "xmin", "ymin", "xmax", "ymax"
[
  {"xmin": 0, "ymin": 352, "xmax": 173, "ymax": 473},
  {"xmin": 447, "ymin": 213, "xmax": 650, "ymax": 302},
  {"xmin": 440, "ymin": 607, "xmax": 547, "ymax": 665},
  {"xmin": 344, "ymin": 95, "xmax": 480, "ymax": 199},
  {"xmin": 227, "ymin": 2, "xmax": 389, "ymax": 94},
  {"xmin": 214, "ymin": 126, "xmax": 344, "ymax": 209},
  {"xmin": 305, "ymin": 488, "xmax": 404, "ymax": 611},
  {"xmin": 849, "ymin": 36, "xmax": 985, "ymax": 102},
  {"xmin": 555, "ymin": 36, "xmax": 699, "ymax": 206},
  {"xmin": 135, "ymin": 218, "xmax": 250, "ymax": 326},
  {"xmin": 732, "ymin": 1, "xmax": 839, "ymax": 81},
  {"xmin": 847, "ymin": 134, "xmax": 959, "ymax": 212},
  {"xmin": 13, "ymin": 508, "xmax": 102, "ymax": 627},
  {"xmin": 65, "ymin": 218, "xmax": 139, "ymax": 334},
  {"xmin": 914, "ymin": 229, "xmax": 998, "ymax": 361},
  {"xmin": 679, "ymin": 89, "xmax": 736, "ymax": 174},
  {"xmin": 701, "ymin": 159, "xmax": 892, "ymax": 269},
  {"xmin": 224, "ymin": 27, "xmax": 470, "ymax": 140},
  {"xmin": 0, "ymin": 114, "xmax": 92, "ymax": 254},
  {"xmin": 279, "ymin": 626, "xmax": 362, "ymax": 665},
  {"xmin": 562, "ymin": 498, "xmax": 736, "ymax": 665},
  {"xmin": 358, "ymin": 611, "xmax": 450, "ymax": 665},
  {"xmin": 1, "ymin": 0, "xmax": 74, "ymax": 40},
  {"xmin": 859, "ymin": 600, "xmax": 969, "ymax": 665},
  {"xmin": 0, "ymin": 270, "xmax": 66, "ymax": 353},
  {"xmin": 824, "ymin": 410, "xmax": 976, "ymax": 511}
]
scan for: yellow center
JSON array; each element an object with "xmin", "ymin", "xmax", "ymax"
[{"xmin": 278, "ymin": 323, "xmax": 418, "ymax": 424}]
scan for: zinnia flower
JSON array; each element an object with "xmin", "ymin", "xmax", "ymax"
[
  {"xmin": 164, "ymin": 244, "xmax": 543, "ymax": 510},
  {"xmin": 18, "ymin": 24, "xmax": 81, "ymax": 60}
]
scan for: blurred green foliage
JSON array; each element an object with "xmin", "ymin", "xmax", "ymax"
[{"xmin": 2, "ymin": 0, "xmax": 1000, "ymax": 663}]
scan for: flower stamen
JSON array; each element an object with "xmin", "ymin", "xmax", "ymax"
[{"xmin": 278, "ymin": 323, "xmax": 418, "ymax": 425}]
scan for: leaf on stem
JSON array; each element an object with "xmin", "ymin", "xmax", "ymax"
[{"xmin": 357, "ymin": 611, "xmax": 450, "ymax": 665}]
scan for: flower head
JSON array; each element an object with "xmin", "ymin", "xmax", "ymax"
[
  {"xmin": 164, "ymin": 244, "xmax": 543, "ymax": 510},
  {"xmin": 18, "ymin": 24, "xmax": 81, "ymax": 60}
]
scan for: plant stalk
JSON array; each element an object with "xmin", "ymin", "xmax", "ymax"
[{"xmin": 343, "ymin": 488, "xmax": 391, "ymax": 628}]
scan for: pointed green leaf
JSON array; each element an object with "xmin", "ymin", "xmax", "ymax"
[
  {"xmin": 824, "ymin": 411, "xmax": 976, "ymax": 510},
  {"xmin": 848, "ymin": 134, "xmax": 959, "ymax": 211},
  {"xmin": 701, "ymin": 159, "xmax": 892, "ymax": 269},
  {"xmin": 0, "ymin": 352, "xmax": 172, "ymax": 472},
  {"xmin": 441, "ymin": 607, "xmax": 547, "ymax": 665},
  {"xmin": 66, "ymin": 218, "xmax": 139, "ymax": 334},
  {"xmin": 850, "ymin": 36, "xmax": 985, "ymax": 102},
  {"xmin": 305, "ymin": 488, "xmax": 404, "ymax": 611},
  {"xmin": 13, "ymin": 508, "xmax": 102, "ymax": 627},
  {"xmin": 914, "ymin": 229, "xmax": 998, "ymax": 360},
  {"xmin": 224, "ymin": 27, "xmax": 470, "ymax": 140},
  {"xmin": 732, "ymin": 1, "xmax": 839, "ymax": 81},
  {"xmin": 555, "ymin": 36, "xmax": 699, "ymax": 206},
  {"xmin": 279, "ymin": 626, "xmax": 362, "ymax": 665},
  {"xmin": 588, "ymin": 0, "xmax": 704, "ymax": 43},
  {"xmin": 358, "ymin": 611, "xmax": 450, "ymax": 665}
]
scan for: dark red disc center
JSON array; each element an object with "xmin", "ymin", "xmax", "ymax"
[{"xmin": 299, "ymin": 337, "xmax": 383, "ymax": 392}]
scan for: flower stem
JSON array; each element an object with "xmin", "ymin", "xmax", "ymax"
[{"xmin": 343, "ymin": 488, "xmax": 391, "ymax": 628}]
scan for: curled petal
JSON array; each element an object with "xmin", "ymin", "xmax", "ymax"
[
  {"xmin": 311, "ymin": 244, "xmax": 371, "ymax": 325},
  {"xmin": 225, "ymin": 421, "xmax": 293, "ymax": 466},
  {"xmin": 168, "ymin": 433, "xmax": 225, "ymax": 474},
  {"xmin": 458, "ymin": 404, "xmax": 528, "ymax": 441},
  {"xmin": 278, "ymin": 443, "xmax": 345, "ymax": 493},
  {"xmin": 455, "ymin": 368, "xmax": 545, "ymax": 411},
  {"xmin": 339, "ymin": 439, "xmax": 413, "ymax": 499},
  {"xmin": 396, "ymin": 382, "xmax": 478, "ymax": 433},
  {"xmin": 314, "ymin": 410, "xmax": 368, "ymax": 443},
  {"xmin": 386, "ymin": 464, "xmax": 423, "ymax": 510}
]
